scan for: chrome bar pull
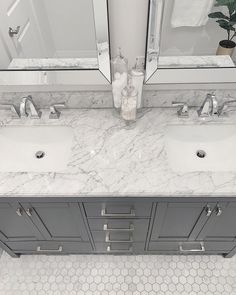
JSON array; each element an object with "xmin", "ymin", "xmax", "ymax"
[
  {"xmin": 105, "ymin": 232, "xmax": 133, "ymax": 243},
  {"xmin": 179, "ymin": 242, "xmax": 205, "ymax": 252},
  {"xmin": 37, "ymin": 246, "xmax": 63, "ymax": 253},
  {"xmin": 101, "ymin": 209, "xmax": 135, "ymax": 218},
  {"xmin": 103, "ymin": 224, "xmax": 134, "ymax": 232},
  {"xmin": 107, "ymin": 246, "xmax": 133, "ymax": 253}
]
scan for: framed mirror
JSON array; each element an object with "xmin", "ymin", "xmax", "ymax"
[
  {"xmin": 0, "ymin": 0, "xmax": 111, "ymax": 87},
  {"xmin": 145, "ymin": 0, "xmax": 236, "ymax": 84}
]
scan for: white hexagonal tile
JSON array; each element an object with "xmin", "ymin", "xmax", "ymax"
[{"xmin": 0, "ymin": 251, "xmax": 235, "ymax": 294}]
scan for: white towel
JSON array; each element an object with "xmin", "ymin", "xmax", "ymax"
[{"xmin": 171, "ymin": 0, "xmax": 214, "ymax": 28}]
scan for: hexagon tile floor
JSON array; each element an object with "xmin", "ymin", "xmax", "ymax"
[{"xmin": 0, "ymin": 252, "xmax": 236, "ymax": 295}]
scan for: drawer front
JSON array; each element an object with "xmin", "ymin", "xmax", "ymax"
[
  {"xmin": 92, "ymin": 231, "xmax": 133, "ymax": 243},
  {"xmin": 84, "ymin": 202, "xmax": 152, "ymax": 218},
  {"xmin": 6, "ymin": 241, "xmax": 93, "ymax": 254},
  {"xmin": 148, "ymin": 241, "xmax": 235, "ymax": 254},
  {"xmin": 88, "ymin": 219, "xmax": 149, "ymax": 241},
  {"xmin": 95, "ymin": 242, "xmax": 145, "ymax": 254}
]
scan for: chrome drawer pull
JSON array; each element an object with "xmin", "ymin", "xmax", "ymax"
[
  {"xmin": 179, "ymin": 242, "xmax": 205, "ymax": 252},
  {"xmin": 105, "ymin": 232, "xmax": 133, "ymax": 243},
  {"xmin": 101, "ymin": 209, "xmax": 135, "ymax": 217},
  {"xmin": 103, "ymin": 224, "xmax": 134, "ymax": 232},
  {"xmin": 107, "ymin": 246, "xmax": 133, "ymax": 253},
  {"xmin": 37, "ymin": 246, "xmax": 63, "ymax": 253}
]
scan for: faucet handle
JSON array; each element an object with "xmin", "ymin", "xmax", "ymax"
[
  {"xmin": 0, "ymin": 103, "xmax": 20, "ymax": 118},
  {"xmin": 172, "ymin": 102, "xmax": 189, "ymax": 118},
  {"xmin": 49, "ymin": 102, "xmax": 66, "ymax": 119},
  {"xmin": 218, "ymin": 99, "xmax": 236, "ymax": 116}
]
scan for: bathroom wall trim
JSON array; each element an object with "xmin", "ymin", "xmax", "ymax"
[{"xmin": 1, "ymin": 83, "xmax": 236, "ymax": 93}]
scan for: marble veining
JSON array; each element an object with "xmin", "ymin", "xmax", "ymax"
[
  {"xmin": 1, "ymin": 108, "xmax": 236, "ymax": 197},
  {"xmin": 158, "ymin": 55, "xmax": 235, "ymax": 68},
  {"xmin": 1, "ymin": 90, "xmax": 236, "ymax": 110},
  {"xmin": 8, "ymin": 58, "xmax": 98, "ymax": 70}
]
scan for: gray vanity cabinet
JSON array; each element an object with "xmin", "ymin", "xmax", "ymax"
[
  {"xmin": 149, "ymin": 201, "xmax": 236, "ymax": 255},
  {"xmin": 150, "ymin": 202, "xmax": 216, "ymax": 241},
  {"xmin": 0, "ymin": 202, "xmax": 44, "ymax": 242},
  {"xmin": 20, "ymin": 202, "xmax": 89, "ymax": 241},
  {"xmin": 84, "ymin": 201, "xmax": 153, "ymax": 254},
  {"xmin": 2, "ymin": 199, "xmax": 236, "ymax": 257},
  {"xmin": 1, "ymin": 202, "xmax": 92, "ymax": 256},
  {"xmin": 197, "ymin": 202, "xmax": 236, "ymax": 242}
]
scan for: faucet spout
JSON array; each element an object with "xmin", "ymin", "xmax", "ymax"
[
  {"xmin": 197, "ymin": 93, "xmax": 218, "ymax": 118},
  {"xmin": 20, "ymin": 95, "xmax": 42, "ymax": 119}
]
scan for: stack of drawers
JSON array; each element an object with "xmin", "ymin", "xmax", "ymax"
[{"xmin": 84, "ymin": 201, "xmax": 152, "ymax": 254}]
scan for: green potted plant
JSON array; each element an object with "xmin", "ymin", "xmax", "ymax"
[{"xmin": 208, "ymin": 0, "xmax": 236, "ymax": 56}]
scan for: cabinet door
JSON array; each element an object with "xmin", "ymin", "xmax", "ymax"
[
  {"xmin": 198, "ymin": 202, "xmax": 236, "ymax": 242},
  {"xmin": 20, "ymin": 202, "xmax": 89, "ymax": 241},
  {"xmin": 0, "ymin": 202, "xmax": 43, "ymax": 241},
  {"xmin": 151, "ymin": 202, "xmax": 216, "ymax": 241}
]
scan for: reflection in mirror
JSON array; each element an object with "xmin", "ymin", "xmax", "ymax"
[
  {"xmin": 146, "ymin": 0, "xmax": 236, "ymax": 82},
  {"xmin": 0, "ymin": 0, "xmax": 111, "ymax": 82}
]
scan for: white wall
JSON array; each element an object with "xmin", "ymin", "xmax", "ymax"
[
  {"xmin": 108, "ymin": 0, "xmax": 149, "ymax": 68},
  {"xmin": 42, "ymin": 0, "xmax": 97, "ymax": 57},
  {"xmin": 30, "ymin": 0, "xmax": 55, "ymax": 57}
]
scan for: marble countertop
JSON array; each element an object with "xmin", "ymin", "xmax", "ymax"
[{"xmin": 1, "ymin": 108, "xmax": 236, "ymax": 197}]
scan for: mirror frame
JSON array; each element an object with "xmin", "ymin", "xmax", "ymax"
[
  {"xmin": 145, "ymin": 0, "xmax": 236, "ymax": 84},
  {"xmin": 0, "ymin": 0, "xmax": 111, "ymax": 88}
]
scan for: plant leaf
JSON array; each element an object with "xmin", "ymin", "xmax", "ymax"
[
  {"xmin": 230, "ymin": 13, "xmax": 236, "ymax": 21},
  {"xmin": 215, "ymin": 0, "xmax": 236, "ymax": 15},
  {"xmin": 215, "ymin": 0, "xmax": 235, "ymax": 6},
  {"xmin": 217, "ymin": 19, "xmax": 236, "ymax": 30},
  {"xmin": 208, "ymin": 12, "xmax": 229, "ymax": 19}
]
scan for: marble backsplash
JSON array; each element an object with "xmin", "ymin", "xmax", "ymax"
[{"xmin": 1, "ymin": 89, "xmax": 236, "ymax": 109}]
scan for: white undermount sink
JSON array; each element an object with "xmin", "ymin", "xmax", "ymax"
[
  {"xmin": 0, "ymin": 126, "xmax": 73, "ymax": 172},
  {"xmin": 165, "ymin": 124, "xmax": 236, "ymax": 172}
]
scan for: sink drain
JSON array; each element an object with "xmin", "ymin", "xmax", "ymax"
[
  {"xmin": 196, "ymin": 150, "xmax": 206, "ymax": 159},
  {"xmin": 35, "ymin": 151, "xmax": 45, "ymax": 159}
]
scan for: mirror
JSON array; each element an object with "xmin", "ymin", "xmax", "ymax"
[
  {"xmin": 145, "ymin": 0, "xmax": 236, "ymax": 84},
  {"xmin": 0, "ymin": 0, "xmax": 111, "ymax": 86}
]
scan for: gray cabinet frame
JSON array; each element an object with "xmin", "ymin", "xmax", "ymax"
[{"xmin": 0, "ymin": 196, "xmax": 236, "ymax": 257}]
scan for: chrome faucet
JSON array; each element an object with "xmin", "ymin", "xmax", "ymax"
[
  {"xmin": 172, "ymin": 102, "xmax": 189, "ymax": 117},
  {"xmin": 218, "ymin": 99, "xmax": 236, "ymax": 116},
  {"xmin": 19, "ymin": 95, "xmax": 42, "ymax": 119},
  {"xmin": 49, "ymin": 103, "xmax": 66, "ymax": 119},
  {"xmin": 197, "ymin": 93, "xmax": 218, "ymax": 118}
]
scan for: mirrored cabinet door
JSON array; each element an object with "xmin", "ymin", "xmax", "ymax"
[
  {"xmin": 0, "ymin": 0, "xmax": 111, "ymax": 86},
  {"xmin": 145, "ymin": 0, "xmax": 236, "ymax": 84}
]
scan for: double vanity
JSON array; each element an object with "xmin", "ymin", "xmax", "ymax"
[{"xmin": 1, "ymin": 95, "xmax": 236, "ymax": 258}]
